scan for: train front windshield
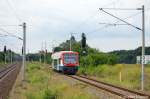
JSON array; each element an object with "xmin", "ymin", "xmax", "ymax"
[{"xmin": 63, "ymin": 53, "xmax": 78, "ymax": 64}]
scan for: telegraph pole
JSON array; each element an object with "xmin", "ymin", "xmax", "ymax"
[
  {"xmin": 141, "ymin": 5, "xmax": 145, "ymax": 91},
  {"xmin": 40, "ymin": 42, "xmax": 43, "ymax": 63},
  {"xmin": 44, "ymin": 41, "xmax": 47, "ymax": 65},
  {"xmin": 28, "ymin": 49, "xmax": 30, "ymax": 62},
  {"xmin": 99, "ymin": 5, "xmax": 145, "ymax": 90},
  {"xmin": 70, "ymin": 33, "xmax": 76, "ymax": 51},
  {"xmin": 10, "ymin": 50, "xmax": 12, "ymax": 64},
  {"xmin": 22, "ymin": 22, "xmax": 26, "ymax": 84},
  {"xmin": 5, "ymin": 53, "xmax": 6, "ymax": 64},
  {"xmin": 5, "ymin": 54, "xmax": 6, "ymax": 64}
]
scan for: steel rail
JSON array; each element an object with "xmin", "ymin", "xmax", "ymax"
[
  {"xmin": 0, "ymin": 64, "xmax": 17, "ymax": 79},
  {"xmin": 68, "ymin": 75, "xmax": 150, "ymax": 99},
  {"xmin": 0, "ymin": 63, "xmax": 21, "ymax": 99},
  {"xmin": 0, "ymin": 64, "xmax": 16, "ymax": 73},
  {"xmin": 79, "ymin": 75, "xmax": 150, "ymax": 97}
]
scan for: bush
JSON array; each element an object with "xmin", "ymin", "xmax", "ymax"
[
  {"xmin": 80, "ymin": 53, "xmax": 117, "ymax": 67},
  {"xmin": 43, "ymin": 89, "xmax": 58, "ymax": 99},
  {"xmin": 27, "ymin": 63, "xmax": 41, "ymax": 72},
  {"xmin": 26, "ymin": 93, "xmax": 36, "ymax": 99},
  {"xmin": 107, "ymin": 54, "xmax": 118, "ymax": 65}
]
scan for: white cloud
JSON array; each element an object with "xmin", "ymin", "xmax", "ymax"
[{"xmin": 0, "ymin": 0, "xmax": 149, "ymax": 53}]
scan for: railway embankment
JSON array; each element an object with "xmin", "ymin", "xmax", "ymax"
[
  {"xmin": 9, "ymin": 62, "xmax": 102, "ymax": 99},
  {"xmin": 78, "ymin": 64, "xmax": 150, "ymax": 94},
  {"xmin": 9, "ymin": 62, "xmax": 150, "ymax": 99}
]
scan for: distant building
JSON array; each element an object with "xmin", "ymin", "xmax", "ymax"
[{"xmin": 137, "ymin": 55, "xmax": 150, "ymax": 64}]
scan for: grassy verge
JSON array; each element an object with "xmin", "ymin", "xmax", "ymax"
[
  {"xmin": 78, "ymin": 64, "xmax": 150, "ymax": 92},
  {"xmin": 0, "ymin": 62, "xmax": 7, "ymax": 68},
  {"xmin": 11, "ymin": 62, "xmax": 97, "ymax": 99}
]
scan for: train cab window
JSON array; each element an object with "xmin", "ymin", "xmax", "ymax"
[{"xmin": 64, "ymin": 53, "xmax": 78, "ymax": 64}]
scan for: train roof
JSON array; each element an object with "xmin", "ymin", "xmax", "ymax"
[{"xmin": 51, "ymin": 51, "xmax": 78, "ymax": 59}]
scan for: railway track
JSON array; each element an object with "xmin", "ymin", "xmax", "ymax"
[
  {"xmin": 68, "ymin": 75, "xmax": 150, "ymax": 99},
  {"xmin": 0, "ymin": 63, "xmax": 21, "ymax": 99},
  {"xmin": 0, "ymin": 64, "xmax": 17, "ymax": 79}
]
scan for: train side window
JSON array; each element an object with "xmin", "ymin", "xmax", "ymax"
[{"xmin": 54, "ymin": 59, "xmax": 57, "ymax": 66}]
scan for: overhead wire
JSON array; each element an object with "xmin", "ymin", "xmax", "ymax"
[
  {"xmin": 0, "ymin": 0, "xmax": 23, "ymax": 53},
  {"xmin": 0, "ymin": 27, "xmax": 23, "ymax": 40},
  {"xmin": 0, "ymin": 39, "xmax": 22, "ymax": 54},
  {"xmin": 0, "ymin": 0, "xmax": 23, "ymax": 41},
  {"xmin": 0, "ymin": 25, "xmax": 20, "ymax": 27},
  {"xmin": 99, "ymin": 8, "xmax": 142, "ymax": 30},
  {"xmin": 0, "ymin": 34, "xmax": 7, "ymax": 37},
  {"xmin": 97, "ymin": 8, "xmax": 142, "ymax": 10},
  {"xmin": 99, "ymin": 22, "xmax": 127, "ymax": 26},
  {"xmin": 87, "ymin": 8, "xmax": 150, "ymax": 34},
  {"xmin": 0, "ymin": 32, "xmax": 23, "ymax": 53},
  {"xmin": 87, "ymin": 11, "xmax": 142, "ymax": 34},
  {"xmin": 5, "ymin": 0, "xmax": 22, "ymax": 22},
  {"xmin": 0, "ymin": 0, "xmax": 23, "ymax": 39},
  {"xmin": 70, "ymin": 0, "xmax": 120, "ymax": 33}
]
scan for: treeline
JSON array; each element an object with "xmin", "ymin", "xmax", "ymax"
[
  {"xmin": 53, "ymin": 36, "xmax": 150, "ymax": 64},
  {"xmin": 0, "ymin": 50, "xmax": 21, "ymax": 63},
  {"xmin": 53, "ymin": 35, "xmax": 118, "ymax": 66},
  {"xmin": 27, "ymin": 52, "xmax": 52, "ymax": 64},
  {"xmin": 28, "ymin": 35, "xmax": 118, "ymax": 66},
  {"xmin": 109, "ymin": 47, "xmax": 150, "ymax": 64},
  {"xmin": 27, "ymin": 35, "xmax": 150, "ymax": 65}
]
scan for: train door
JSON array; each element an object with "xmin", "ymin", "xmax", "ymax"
[
  {"xmin": 58, "ymin": 58, "xmax": 62, "ymax": 71},
  {"xmin": 57, "ymin": 59, "xmax": 59, "ymax": 71}
]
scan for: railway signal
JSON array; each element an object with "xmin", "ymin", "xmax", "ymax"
[
  {"xmin": 4, "ymin": 45, "xmax": 7, "ymax": 53},
  {"xmin": 81, "ymin": 33, "xmax": 87, "ymax": 55},
  {"xmin": 81, "ymin": 33, "xmax": 86, "ymax": 48},
  {"xmin": 22, "ymin": 46, "xmax": 23, "ymax": 55},
  {"xmin": 9, "ymin": 49, "xmax": 12, "ymax": 64}
]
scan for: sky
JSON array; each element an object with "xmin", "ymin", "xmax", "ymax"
[{"xmin": 0, "ymin": 0, "xmax": 149, "ymax": 53}]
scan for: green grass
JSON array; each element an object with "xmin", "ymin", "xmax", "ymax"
[
  {"xmin": 11, "ymin": 62, "xmax": 97, "ymax": 99},
  {"xmin": 78, "ymin": 64, "xmax": 150, "ymax": 92},
  {"xmin": 0, "ymin": 62, "xmax": 8, "ymax": 68}
]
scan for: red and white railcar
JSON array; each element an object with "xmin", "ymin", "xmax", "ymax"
[{"xmin": 51, "ymin": 51, "xmax": 79, "ymax": 74}]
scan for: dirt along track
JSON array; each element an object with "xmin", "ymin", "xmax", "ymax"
[
  {"xmin": 67, "ymin": 75, "xmax": 150, "ymax": 99},
  {"xmin": 0, "ymin": 63, "xmax": 21, "ymax": 99},
  {"xmin": 50, "ymin": 65, "xmax": 150, "ymax": 99}
]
